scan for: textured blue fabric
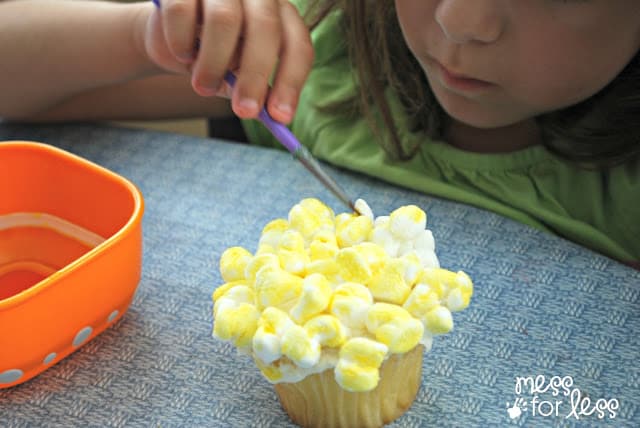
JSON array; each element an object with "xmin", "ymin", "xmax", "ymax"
[{"xmin": 0, "ymin": 123, "xmax": 638, "ymax": 428}]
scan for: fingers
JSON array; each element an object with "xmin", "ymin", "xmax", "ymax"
[
  {"xmin": 161, "ymin": 0, "xmax": 199, "ymax": 64},
  {"xmin": 191, "ymin": 0, "xmax": 243, "ymax": 97},
  {"xmin": 152, "ymin": 0, "xmax": 313, "ymax": 123},
  {"xmin": 230, "ymin": 0, "xmax": 282, "ymax": 117},
  {"xmin": 266, "ymin": 0, "xmax": 314, "ymax": 123}
]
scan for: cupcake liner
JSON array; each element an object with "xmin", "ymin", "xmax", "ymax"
[{"xmin": 274, "ymin": 345, "xmax": 424, "ymax": 428}]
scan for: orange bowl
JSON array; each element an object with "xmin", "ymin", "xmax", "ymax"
[{"xmin": 0, "ymin": 141, "xmax": 144, "ymax": 388}]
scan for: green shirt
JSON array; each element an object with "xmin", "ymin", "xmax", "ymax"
[{"xmin": 242, "ymin": 7, "xmax": 640, "ymax": 264}]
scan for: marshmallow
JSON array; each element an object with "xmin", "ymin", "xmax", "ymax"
[
  {"xmin": 289, "ymin": 273, "xmax": 332, "ymax": 323},
  {"xmin": 388, "ymin": 205, "xmax": 427, "ymax": 241},
  {"xmin": 336, "ymin": 215, "xmax": 373, "ymax": 248},
  {"xmin": 335, "ymin": 338, "xmax": 388, "ymax": 392},
  {"xmin": 330, "ymin": 282, "xmax": 374, "ymax": 334},
  {"xmin": 304, "ymin": 314, "xmax": 347, "ymax": 348},
  {"xmin": 288, "ymin": 198, "xmax": 335, "ymax": 241},
  {"xmin": 308, "ymin": 229, "xmax": 339, "ymax": 261},
  {"xmin": 367, "ymin": 259, "xmax": 411, "ymax": 305},
  {"xmin": 335, "ymin": 247, "xmax": 372, "ymax": 284},
  {"xmin": 354, "ymin": 199, "xmax": 374, "ymax": 222},
  {"xmin": 254, "ymin": 267, "xmax": 303, "ymax": 311},
  {"xmin": 219, "ymin": 246, "xmax": 253, "ymax": 282},
  {"xmin": 281, "ymin": 325, "xmax": 321, "ymax": 368},
  {"xmin": 423, "ymin": 305, "xmax": 453, "ymax": 335}
]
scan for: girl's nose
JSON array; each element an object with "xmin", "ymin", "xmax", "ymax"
[{"xmin": 435, "ymin": 0, "xmax": 505, "ymax": 44}]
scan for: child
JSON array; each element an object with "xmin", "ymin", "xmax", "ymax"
[{"xmin": 0, "ymin": 0, "xmax": 638, "ymax": 267}]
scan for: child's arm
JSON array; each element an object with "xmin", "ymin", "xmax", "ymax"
[
  {"xmin": 0, "ymin": 0, "xmax": 312, "ymax": 123},
  {"xmin": 0, "ymin": 0, "xmax": 163, "ymax": 120}
]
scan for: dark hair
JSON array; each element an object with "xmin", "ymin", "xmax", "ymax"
[{"xmin": 304, "ymin": 0, "xmax": 640, "ymax": 167}]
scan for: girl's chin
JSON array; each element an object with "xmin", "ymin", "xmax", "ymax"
[{"xmin": 437, "ymin": 96, "xmax": 528, "ymax": 130}]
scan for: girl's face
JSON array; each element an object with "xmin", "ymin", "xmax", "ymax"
[{"xmin": 395, "ymin": 0, "xmax": 640, "ymax": 129}]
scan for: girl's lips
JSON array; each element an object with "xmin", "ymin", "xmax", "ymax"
[{"xmin": 433, "ymin": 59, "xmax": 494, "ymax": 92}]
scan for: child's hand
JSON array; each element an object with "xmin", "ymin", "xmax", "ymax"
[{"xmin": 143, "ymin": 0, "xmax": 313, "ymax": 124}]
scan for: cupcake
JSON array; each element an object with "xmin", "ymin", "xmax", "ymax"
[{"xmin": 212, "ymin": 198, "xmax": 473, "ymax": 428}]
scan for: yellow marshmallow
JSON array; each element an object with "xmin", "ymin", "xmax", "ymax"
[
  {"xmin": 447, "ymin": 286, "xmax": 472, "ymax": 312},
  {"xmin": 423, "ymin": 305, "xmax": 453, "ymax": 335},
  {"xmin": 340, "ymin": 337, "xmax": 388, "ymax": 369},
  {"xmin": 244, "ymin": 253, "xmax": 280, "ymax": 282},
  {"xmin": 336, "ymin": 247, "xmax": 372, "ymax": 284},
  {"xmin": 400, "ymin": 252, "xmax": 423, "ymax": 286},
  {"xmin": 213, "ymin": 302, "xmax": 260, "ymax": 348},
  {"xmin": 213, "ymin": 285, "xmax": 255, "ymax": 318},
  {"xmin": 305, "ymin": 259, "xmax": 340, "ymax": 284},
  {"xmin": 254, "ymin": 268, "xmax": 303, "ymax": 311},
  {"xmin": 258, "ymin": 307, "xmax": 294, "ymax": 334},
  {"xmin": 365, "ymin": 303, "xmax": 422, "ymax": 353},
  {"xmin": 278, "ymin": 229, "xmax": 305, "ymax": 253},
  {"xmin": 256, "ymin": 359, "xmax": 283, "ymax": 382},
  {"xmin": 288, "ymin": 198, "xmax": 335, "ymax": 241},
  {"xmin": 418, "ymin": 268, "xmax": 474, "ymax": 309},
  {"xmin": 259, "ymin": 218, "xmax": 289, "ymax": 248},
  {"xmin": 277, "ymin": 249, "xmax": 309, "ymax": 275},
  {"xmin": 335, "ymin": 361, "xmax": 379, "ymax": 393},
  {"xmin": 330, "ymin": 297, "xmax": 371, "ymax": 334},
  {"xmin": 403, "ymin": 284, "xmax": 441, "ymax": 319},
  {"xmin": 367, "ymin": 259, "xmax": 411, "ymax": 305},
  {"xmin": 309, "ymin": 229, "xmax": 339, "ymax": 261},
  {"xmin": 253, "ymin": 327, "xmax": 282, "ymax": 364},
  {"xmin": 333, "ymin": 282, "xmax": 374, "ymax": 303},
  {"xmin": 289, "ymin": 273, "xmax": 333, "ymax": 324},
  {"xmin": 304, "ymin": 315, "xmax": 347, "ymax": 348},
  {"xmin": 311, "ymin": 228, "xmax": 338, "ymax": 245},
  {"xmin": 212, "ymin": 280, "xmax": 249, "ymax": 302},
  {"xmin": 256, "ymin": 243, "xmax": 276, "ymax": 255},
  {"xmin": 219, "ymin": 246, "xmax": 253, "ymax": 282},
  {"xmin": 414, "ymin": 269, "xmax": 447, "ymax": 297},
  {"xmin": 351, "ymin": 242, "xmax": 387, "ymax": 277},
  {"xmin": 455, "ymin": 271, "xmax": 474, "ymax": 297},
  {"xmin": 375, "ymin": 317, "xmax": 423, "ymax": 354},
  {"xmin": 366, "ymin": 302, "xmax": 413, "ymax": 333},
  {"xmin": 298, "ymin": 198, "xmax": 335, "ymax": 220},
  {"xmin": 337, "ymin": 215, "xmax": 373, "ymax": 248},
  {"xmin": 253, "ymin": 307, "xmax": 294, "ymax": 364},
  {"xmin": 309, "ymin": 240, "xmax": 339, "ymax": 261},
  {"xmin": 335, "ymin": 212, "xmax": 354, "ymax": 230},
  {"xmin": 335, "ymin": 337, "xmax": 388, "ymax": 391},
  {"xmin": 330, "ymin": 282, "xmax": 373, "ymax": 332},
  {"xmin": 420, "ymin": 268, "xmax": 457, "ymax": 292},
  {"xmin": 281, "ymin": 325, "xmax": 321, "ymax": 368},
  {"xmin": 389, "ymin": 205, "xmax": 427, "ymax": 240},
  {"xmin": 262, "ymin": 218, "xmax": 290, "ymax": 234}
]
